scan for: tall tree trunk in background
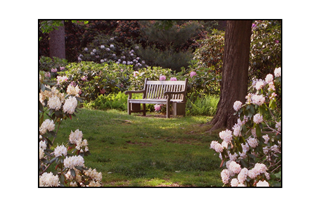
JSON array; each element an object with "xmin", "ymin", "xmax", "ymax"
[
  {"xmin": 209, "ymin": 20, "xmax": 252, "ymax": 131},
  {"xmin": 49, "ymin": 21, "xmax": 65, "ymax": 59}
]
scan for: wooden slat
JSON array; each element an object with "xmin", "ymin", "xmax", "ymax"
[
  {"xmin": 150, "ymin": 84, "xmax": 154, "ymax": 99},
  {"xmin": 147, "ymin": 81, "xmax": 186, "ymax": 85}
]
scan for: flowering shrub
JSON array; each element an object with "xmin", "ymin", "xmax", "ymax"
[
  {"xmin": 78, "ymin": 34, "xmax": 148, "ymax": 70},
  {"xmin": 39, "ymin": 75, "xmax": 102, "ymax": 187},
  {"xmin": 57, "ymin": 61, "xmax": 133, "ymax": 102},
  {"xmin": 210, "ymin": 67, "xmax": 281, "ymax": 187},
  {"xmin": 250, "ymin": 20, "xmax": 281, "ymax": 81},
  {"xmin": 39, "ymin": 56, "xmax": 68, "ymax": 79}
]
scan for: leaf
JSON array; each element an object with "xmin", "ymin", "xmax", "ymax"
[
  {"xmin": 49, "ymin": 157, "xmax": 57, "ymax": 164},
  {"xmin": 255, "ymin": 124, "xmax": 262, "ymax": 138},
  {"xmin": 240, "ymin": 159, "xmax": 248, "ymax": 168},
  {"xmin": 75, "ymin": 166, "xmax": 86, "ymax": 171},
  {"xmin": 70, "ymin": 169, "xmax": 76, "ymax": 177}
]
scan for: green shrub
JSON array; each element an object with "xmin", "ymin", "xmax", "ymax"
[
  {"xmin": 39, "ymin": 56, "xmax": 68, "ymax": 80},
  {"xmin": 83, "ymin": 92, "xmax": 127, "ymax": 111},
  {"xmin": 57, "ymin": 61, "xmax": 133, "ymax": 102},
  {"xmin": 137, "ymin": 21, "xmax": 203, "ymax": 72},
  {"xmin": 186, "ymin": 94, "xmax": 219, "ymax": 116}
]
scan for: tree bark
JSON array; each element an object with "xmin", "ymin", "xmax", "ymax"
[
  {"xmin": 209, "ymin": 20, "xmax": 252, "ymax": 131},
  {"xmin": 49, "ymin": 21, "xmax": 66, "ymax": 59}
]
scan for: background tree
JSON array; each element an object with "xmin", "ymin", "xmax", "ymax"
[
  {"xmin": 209, "ymin": 20, "xmax": 252, "ymax": 130},
  {"xmin": 136, "ymin": 20, "xmax": 204, "ymax": 72},
  {"xmin": 49, "ymin": 21, "xmax": 66, "ymax": 59}
]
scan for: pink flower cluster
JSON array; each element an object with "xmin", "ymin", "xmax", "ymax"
[
  {"xmin": 190, "ymin": 71, "xmax": 196, "ymax": 78},
  {"xmin": 57, "ymin": 76, "xmax": 68, "ymax": 85},
  {"xmin": 159, "ymin": 75, "xmax": 166, "ymax": 81},
  {"xmin": 154, "ymin": 104, "xmax": 161, "ymax": 112},
  {"xmin": 170, "ymin": 77, "xmax": 177, "ymax": 81}
]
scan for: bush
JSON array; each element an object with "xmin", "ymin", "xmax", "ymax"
[
  {"xmin": 137, "ymin": 20, "xmax": 204, "ymax": 72},
  {"xmin": 83, "ymin": 92, "xmax": 127, "ymax": 111},
  {"xmin": 249, "ymin": 20, "xmax": 281, "ymax": 81},
  {"xmin": 39, "ymin": 74, "xmax": 102, "ymax": 187},
  {"xmin": 57, "ymin": 61, "xmax": 133, "ymax": 102},
  {"xmin": 39, "ymin": 56, "xmax": 68, "ymax": 79},
  {"xmin": 78, "ymin": 34, "xmax": 148, "ymax": 70},
  {"xmin": 186, "ymin": 94, "xmax": 219, "ymax": 116},
  {"xmin": 209, "ymin": 67, "xmax": 281, "ymax": 187}
]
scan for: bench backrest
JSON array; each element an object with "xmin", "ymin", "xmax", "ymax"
[{"xmin": 143, "ymin": 78, "xmax": 188, "ymax": 100}]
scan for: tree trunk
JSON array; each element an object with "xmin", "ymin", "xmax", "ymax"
[
  {"xmin": 209, "ymin": 20, "xmax": 252, "ymax": 131},
  {"xmin": 49, "ymin": 21, "xmax": 66, "ymax": 59}
]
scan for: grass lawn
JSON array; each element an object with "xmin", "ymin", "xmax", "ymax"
[{"xmin": 54, "ymin": 108, "xmax": 223, "ymax": 187}]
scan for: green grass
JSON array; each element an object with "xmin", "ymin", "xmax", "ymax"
[{"xmin": 54, "ymin": 108, "xmax": 223, "ymax": 187}]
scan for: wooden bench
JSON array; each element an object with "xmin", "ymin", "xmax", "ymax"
[{"xmin": 125, "ymin": 78, "xmax": 188, "ymax": 118}]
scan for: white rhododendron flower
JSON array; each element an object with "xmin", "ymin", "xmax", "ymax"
[
  {"xmin": 67, "ymin": 85, "xmax": 80, "ymax": 96},
  {"xmin": 210, "ymin": 141, "xmax": 218, "ymax": 149},
  {"xmin": 69, "ymin": 129, "xmax": 83, "ymax": 144},
  {"xmin": 54, "ymin": 145, "xmax": 68, "ymax": 157},
  {"xmin": 63, "ymin": 96, "xmax": 78, "ymax": 114},
  {"xmin": 70, "ymin": 181, "xmax": 77, "ymax": 187},
  {"xmin": 228, "ymin": 161, "xmax": 241, "ymax": 174},
  {"xmin": 255, "ymin": 80, "xmax": 266, "ymax": 90},
  {"xmin": 265, "ymin": 74, "xmax": 273, "ymax": 84},
  {"xmin": 84, "ymin": 168, "xmax": 102, "ymax": 182},
  {"xmin": 262, "ymin": 134, "xmax": 270, "ymax": 144},
  {"xmin": 39, "ymin": 140, "xmax": 47, "ymax": 150},
  {"xmin": 214, "ymin": 143, "xmax": 224, "ymax": 153},
  {"xmin": 39, "ymin": 148, "xmax": 45, "ymax": 159},
  {"xmin": 230, "ymin": 178, "xmax": 239, "ymax": 187},
  {"xmin": 221, "ymin": 141, "xmax": 228, "ymax": 149},
  {"xmin": 254, "ymin": 163, "xmax": 267, "ymax": 174},
  {"xmin": 219, "ymin": 129, "xmax": 233, "ymax": 143},
  {"xmin": 268, "ymin": 82, "xmax": 275, "ymax": 91},
  {"xmin": 221, "ymin": 169, "xmax": 230, "ymax": 184},
  {"xmin": 256, "ymin": 180, "xmax": 269, "ymax": 187},
  {"xmin": 251, "ymin": 94, "xmax": 265, "ymax": 106},
  {"xmin": 48, "ymin": 96, "xmax": 62, "ymax": 111},
  {"xmin": 39, "ymin": 172, "xmax": 60, "ymax": 187},
  {"xmin": 64, "ymin": 155, "xmax": 85, "ymax": 169},
  {"xmin": 39, "ymin": 119, "xmax": 55, "ymax": 135},
  {"xmin": 274, "ymin": 67, "xmax": 281, "ymax": 77},
  {"xmin": 247, "ymin": 137, "xmax": 259, "ymax": 148},
  {"xmin": 233, "ymin": 124, "xmax": 241, "ymax": 137},
  {"xmin": 237, "ymin": 168, "xmax": 248, "ymax": 184},
  {"xmin": 271, "ymin": 145, "xmax": 280, "ymax": 153},
  {"xmin": 233, "ymin": 101, "xmax": 242, "ymax": 111},
  {"xmin": 253, "ymin": 113, "xmax": 263, "ymax": 124},
  {"xmin": 210, "ymin": 141, "xmax": 224, "ymax": 153}
]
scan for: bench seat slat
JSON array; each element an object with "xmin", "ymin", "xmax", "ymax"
[{"xmin": 129, "ymin": 99, "xmax": 183, "ymax": 104}]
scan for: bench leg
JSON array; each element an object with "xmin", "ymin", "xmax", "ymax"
[
  {"xmin": 143, "ymin": 104, "xmax": 146, "ymax": 116},
  {"xmin": 127, "ymin": 101, "xmax": 131, "ymax": 115},
  {"xmin": 166, "ymin": 100, "xmax": 170, "ymax": 118}
]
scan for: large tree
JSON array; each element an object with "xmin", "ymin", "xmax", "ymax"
[
  {"xmin": 209, "ymin": 20, "xmax": 252, "ymax": 131},
  {"xmin": 49, "ymin": 21, "xmax": 66, "ymax": 59}
]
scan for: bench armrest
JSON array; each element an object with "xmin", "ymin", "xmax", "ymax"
[{"xmin": 164, "ymin": 91, "xmax": 186, "ymax": 102}]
